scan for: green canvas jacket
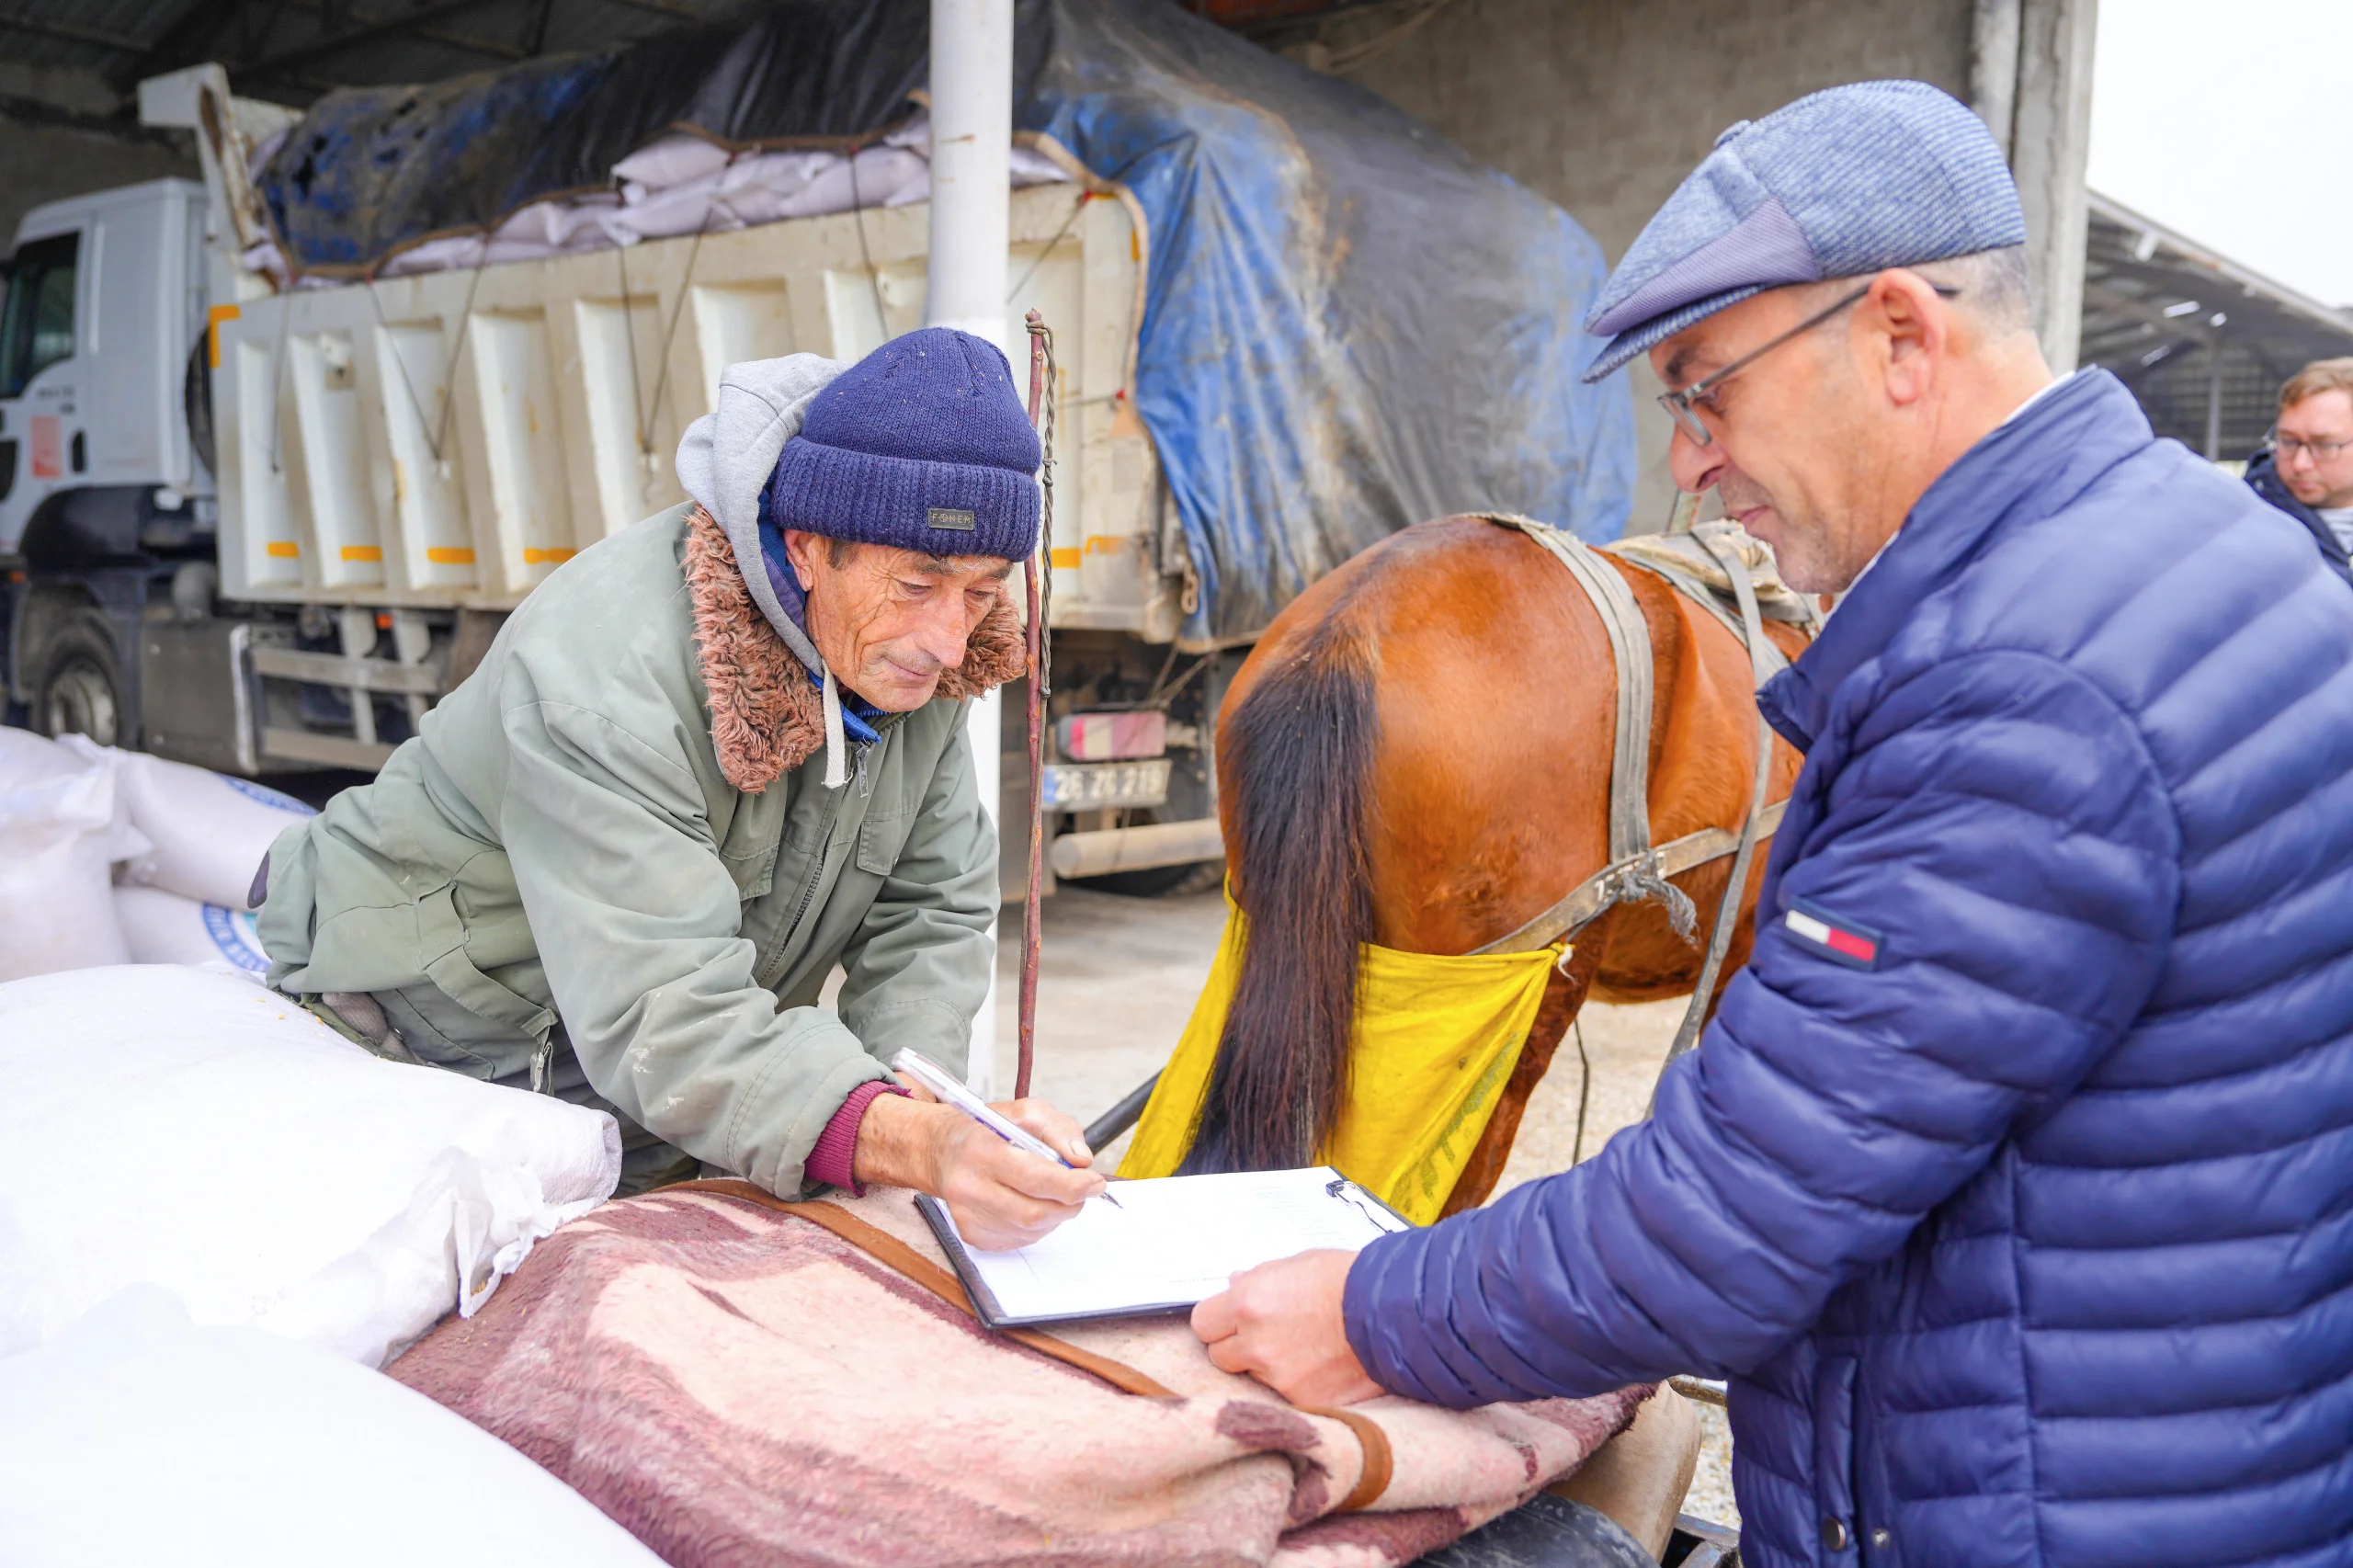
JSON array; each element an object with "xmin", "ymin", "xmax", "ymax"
[{"xmin": 256, "ymin": 502, "xmax": 1023, "ymax": 1194}]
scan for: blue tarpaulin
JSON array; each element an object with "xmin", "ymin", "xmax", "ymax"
[{"xmin": 259, "ymin": 0, "xmax": 1632, "ymax": 642}]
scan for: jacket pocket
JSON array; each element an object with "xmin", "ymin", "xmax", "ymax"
[
  {"xmin": 415, "ymin": 883, "xmax": 556, "ymax": 1046},
  {"xmin": 721, "ymin": 841, "xmax": 779, "ymax": 903},
  {"xmin": 716, "ymin": 779, "xmax": 790, "ymax": 902},
  {"xmin": 1813, "ymin": 1355, "xmax": 1861, "ymax": 1562},
  {"xmin": 855, "ymin": 807, "xmax": 915, "ymax": 876}
]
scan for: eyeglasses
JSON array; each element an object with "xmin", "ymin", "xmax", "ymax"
[
  {"xmin": 2272, "ymin": 431, "xmax": 2352, "ymax": 463},
  {"xmin": 1656, "ymin": 282, "xmax": 1960, "ymax": 448}
]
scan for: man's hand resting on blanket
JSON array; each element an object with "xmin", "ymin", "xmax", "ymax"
[
  {"xmin": 853, "ymin": 1088, "xmax": 1106, "ymax": 1250},
  {"xmin": 1193, "ymin": 1250, "xmax": 1385, "ymax": 1406}
]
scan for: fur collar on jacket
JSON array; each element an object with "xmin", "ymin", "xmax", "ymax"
[{"xmin": 682, "ymin": 506, "xmax": 1028, "ymax": 793}]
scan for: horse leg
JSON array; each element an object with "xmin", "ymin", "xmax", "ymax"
[{"xmin": 1440, "ymin": 935, "xmax": 1609, "ymax": 1217}]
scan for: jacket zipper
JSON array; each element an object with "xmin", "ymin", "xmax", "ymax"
[
  {"xmin": 767, "ymin": 801, "xmax": 839, "ymax": 987},
  {"xmin": 758, "ymin": 713, "xmax": 904, "ymax": 988}
]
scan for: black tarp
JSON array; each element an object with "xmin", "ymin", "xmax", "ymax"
[{"xmin": 260, "ymin": 0, "xmax": 1632, "ymax": 642}]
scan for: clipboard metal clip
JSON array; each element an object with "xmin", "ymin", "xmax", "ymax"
[{"xmin": 1324, "ymin": 1176, "xmax": 1412, "ymax": 1234}]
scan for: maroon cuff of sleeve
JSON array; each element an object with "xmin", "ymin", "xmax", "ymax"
[{"xmin": 806, "ymin": 1080, "xmax": 909, "ymax": 1194}]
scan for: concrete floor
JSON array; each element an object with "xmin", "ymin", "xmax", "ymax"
[{"xmin": 988, "ymin": 885, "xmax": 1739, "ymax": 1533}]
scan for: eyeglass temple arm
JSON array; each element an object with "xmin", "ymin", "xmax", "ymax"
[{"xmin": 1671, "ymin": 279, "xmax": 1964, "ymax": 407}]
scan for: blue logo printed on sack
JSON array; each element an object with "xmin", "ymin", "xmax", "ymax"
[
  {"xmin": 224, "ymin": 776, "xmax": 316, "ymax": 815},
  {"xmin": 202, "ymin": 903, "xmax": 271, "ymax": 973}
]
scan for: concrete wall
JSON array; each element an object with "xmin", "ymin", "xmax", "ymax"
[
  {"xmin": 0, "ymin": 64, "xmax": 199, "ymax": 256},
  {"xmin": 1323, "ymin": 0, "xmax": 1977, "ymax": 531}
]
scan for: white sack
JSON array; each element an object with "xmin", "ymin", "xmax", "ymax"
[
  {"xmin": 368, "ymin": 115, "xmax": 1074, "ymax": 279},
  {"xmin": 0, "ymin": 724, "xmax": 80, "ymax": 787},
  {"xmin": 113, "ymin": 884, "xmax": 271, "ymax": 975},
  {"xmin": 597, "ymin": 167, "xmax": 745, "ymax": 245},
  {"xmin": 0, "ymin": 1289, "xmax": 664, "ymax": 1568},
  {"xmin": 0, "ymin": 964, "xmax": 620, "ymax": 1365},
  {"xmin": 59, "ymin": 734, "xmax": 314, "ymax": 909},
  {"xmin": 612, "ymin": 130, "xmax": 733, "ymax": 193},
  {"xmin": 0, "ymin": 730, "xmax": 149, "ymax": 982}
]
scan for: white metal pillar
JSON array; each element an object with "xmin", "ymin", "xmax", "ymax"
[
  {"xmin": 927, "ymin": 0, "xmax": 1016, "ymax": 1096},
  {"xmin": 927, "ymin": 0, "xmax": 1015, "ymax": 348}
]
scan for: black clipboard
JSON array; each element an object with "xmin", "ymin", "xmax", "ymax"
[{"xmin": 915, "ymin": 1173, "xmax": 1414, "ymax": 1333}]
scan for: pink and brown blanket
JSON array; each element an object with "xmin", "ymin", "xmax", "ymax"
[{"xmin": 389, "ymin": 1181, "xmax": 1648, "ymax": 1568}]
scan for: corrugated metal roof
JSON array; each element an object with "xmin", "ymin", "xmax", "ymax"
[{"xmin": 2081, "ymin": 188, "xmax": 2353, "ymax": 460}]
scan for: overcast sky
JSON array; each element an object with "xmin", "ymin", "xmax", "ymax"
[{"xmin": 2089, "ymin": 0, "xmax": 2353, "ymax": 308}]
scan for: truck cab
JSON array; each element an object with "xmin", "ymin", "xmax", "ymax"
[{"xmin": 0, "ymin": 178, "xmax": 214, "ymax": 747}]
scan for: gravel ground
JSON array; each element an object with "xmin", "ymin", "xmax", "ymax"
[{"xmin": 989, "ymin": 887, "xmax": 1738, "ymax": 1537}]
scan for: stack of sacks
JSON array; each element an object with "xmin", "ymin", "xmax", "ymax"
[
  {"xmin": 0, "ymin": 964, "xmax": 621, "ymax": 1367},
  {"xmin": 0, "ymin": 728, "xmax": 147, "ymax": 980},
  {"xmin": 335, "ymin": 114, "xmax": 1073, "ymax": 280},
  {"xmin": 54, "ymin": 733, "xmax": 314, "ymax": 977},
  {"xmin": 0, "ymin": 1290, "xmax": 661, "ymax": 1568},
  {"xmin": 0, "ymin": 728, "xmax": 315, "ymax": 979},
  {"xmin": 112, "ymin": 886, "xmax": 273, "ymax": 974}
]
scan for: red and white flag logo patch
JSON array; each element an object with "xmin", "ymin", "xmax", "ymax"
[{"xmin": 1782, "ymin": 900, "xmax": 1883, "ymax": 970}]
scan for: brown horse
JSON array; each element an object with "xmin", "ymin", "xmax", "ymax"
[{"xmin": 1180, "ymin": 515, "xmax": 1811, "ymax": 1215}]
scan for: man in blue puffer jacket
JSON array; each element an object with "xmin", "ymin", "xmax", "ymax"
[{"xmin": 1193, "ymin": 82, "xmax": 2353, "ymax": 1567}]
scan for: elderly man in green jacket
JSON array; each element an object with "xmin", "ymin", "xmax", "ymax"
[{"xmin": 257, "ymin": 328, "xmax": 1105, "ymax": 1247}]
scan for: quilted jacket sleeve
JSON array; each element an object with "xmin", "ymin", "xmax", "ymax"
[{"xmin": 1344, "ymin": 649, "xmax": 2182, "ymax": 1406}]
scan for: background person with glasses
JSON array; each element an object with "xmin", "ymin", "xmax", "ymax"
[{"xmin": 2245, "ymin": 357, "xmax": 2353, "ymax": 585}]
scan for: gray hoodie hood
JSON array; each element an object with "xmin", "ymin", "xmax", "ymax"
[{"xmin": 675, "ymin": 353, "xmax": 847, "ymax": 677}]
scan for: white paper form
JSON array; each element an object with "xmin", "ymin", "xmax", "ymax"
[{"xmin": 932, "ymin": 1166, "xmax": 1410, "ymax": 1324}]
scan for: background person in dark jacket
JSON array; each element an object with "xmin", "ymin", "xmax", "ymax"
[
  {"xmin": 1192, "ymin": 83, "xmax": 2353, "ymax": 1568},
  {"xmin": 2245, "ymin": 357, "xmax": 2353, "ymax": 585}
]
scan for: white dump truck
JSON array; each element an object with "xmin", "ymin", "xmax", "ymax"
[
  {"xmin": 0, "ymin": 63, "xmax": 1211, "ymax": 886},
  {"xmin": 0, "ymin": 4, "xmax": 1631, "ymax": 890}
]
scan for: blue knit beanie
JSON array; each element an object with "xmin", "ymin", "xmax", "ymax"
[{"xmin": 764, "ymin": 326, "xmax": 1041, "ymax": 560}]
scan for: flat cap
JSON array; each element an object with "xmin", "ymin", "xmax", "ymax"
[{"xmin": 1581, "ymin": 80, "xmax": 2026, "ymax": 382}]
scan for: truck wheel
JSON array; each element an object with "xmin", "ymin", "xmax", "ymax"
[
  {"xmin": 32, "ymin": 613, "xmax": 129, "ymax": 747},
  {"xmin": 185, "ymin": 335, "xmax": 216, "ymax": 479}
]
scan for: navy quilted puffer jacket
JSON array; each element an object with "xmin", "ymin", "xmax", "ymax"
[{"xmin": 1345, "ymin": 369, "xmax": 2353, "ymax": 1568}]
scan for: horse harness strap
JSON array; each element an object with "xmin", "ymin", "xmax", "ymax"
[
  {"xmin": 1656, "ymin": 528, "xmax": 1780, "ymax": 1075},
  {"xmin": 1467, "ymin": 516, "xmax": 1785, "ymax": 963},
  {"xmin": 1471, "ymin": 801, "xmax": 1790, "ymax": 957},
  {"xmin": 676, "ymin": 1179, "xmax": 1394, "ymax": 1511},
  {"xmin": 678, "ymin": 1180, "xmax": 1180, "ymax": 1394},
  {"xmin": 1604, "ymin": 528, "xmax": 1820, "ymax": 665},
  {"xmin": 1486, "ymin": 515, "xmax": 1658, "ymax": 867}
]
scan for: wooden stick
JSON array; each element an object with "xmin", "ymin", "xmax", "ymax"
[{"xmin": 1017, "ymin": 310, "xmax": 1052, "ymax": 1101}]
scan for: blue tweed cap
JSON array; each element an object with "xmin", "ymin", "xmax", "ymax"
[
  {"xmin": 1581, "ymin": 80, "xmax": 2026, "ymax": 383},
  {"xmin": 767, "ymin": 326, "xmax": 1041, "ymax": 559}
]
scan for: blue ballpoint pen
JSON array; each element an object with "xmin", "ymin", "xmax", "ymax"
[{"xmin": 889, "ymin": 1048, "xmax": 1124, "ymax": 1209}]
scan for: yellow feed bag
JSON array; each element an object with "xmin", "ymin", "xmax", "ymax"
[{"xmin": 1119, "ymin": 903, "xmax": 1558, "ymax": 1223}]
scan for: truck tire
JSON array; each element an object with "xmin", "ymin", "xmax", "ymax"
[
  {"xmin": 185, "ymin": 335, "xmax": 216, "ymax": 479},
  {"xmin": 32, "ymin": 612, "xmax": 131, "ymax": 747}
]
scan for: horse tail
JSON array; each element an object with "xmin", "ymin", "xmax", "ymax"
[{"xmin": 1181, "ymin": 618, "xmax": 1379, "ymax": 1174}]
